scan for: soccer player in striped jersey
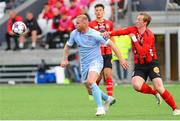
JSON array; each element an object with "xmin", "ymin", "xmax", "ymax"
[
  {"xmin": 101, "ymin": 12, "xmax": 180, "ymax": 116},
  {"xmin": 89, "ymin": 3, "xmax": 114, "ymax": 97}
]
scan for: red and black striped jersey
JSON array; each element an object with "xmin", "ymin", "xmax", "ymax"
[
  {"xmin": 110, "ymin": 26, "xmax": 157, "ymax": 64},
  {"xmin": 89, "ymin": 19, "xmax": 113, "ymax": 55}
]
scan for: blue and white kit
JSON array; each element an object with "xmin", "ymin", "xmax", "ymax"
[{"xmin": 67, "ymin": 28, "xmax": 109, "ymax": 81}]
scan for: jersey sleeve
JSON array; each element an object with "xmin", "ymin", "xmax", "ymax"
[
  {"xmin": 110, "ymin": 26, "xmax": 136, "ymax": 36},
  {"xmin": 67, "ymin": 30, "xmax": 76, "ymax": 47}
]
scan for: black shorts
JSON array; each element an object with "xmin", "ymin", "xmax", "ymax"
[
  {"xmin": 26, "ymin": 29, "xmax": 41, "ymax": 37},
  {"xmin": 103, "ymin": 54, "xmax": 112, "ymax": 69},
  {"xmin": 132, "ymin": 60, "xmax": 161, "ymax": 81}
]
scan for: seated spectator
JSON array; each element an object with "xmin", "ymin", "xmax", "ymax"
[
  {"xmin": 49, "ymin": 0, "xmax": 64, "ymax": 7},
  {"xmin": 19, "ymin": 11, "xmax": 42, "ymax": 49},
  {"xmin": 45, "ymin": 8, "xmax": 61, "ymax": 49},
  {"xmin": 38, "ymin": 3, "xmax": 54, "ymax": 37},
  {"xmin": 68, "ymin": 0, "xmax": 82, "ymax": 20},
  {"xmin": 59, "ymin": 12, "xmax": 74, "ymax": 43},
  {"xmin": 54, "ymin": 0, "xmax": 67, "ymax": 15},
  {"xmin": 41, "ymin": 3, "xmax": 54, "ymax": 20},
  {"xmin": 48, "ymin": 0, "xmax": 58, "ymax": 7},
  {"xmin": 78, "ymin": 0, "xmax": 94, "ymax": 8},
  {"xmin": 5, "ymin": 10, "xmax": 23, "ymax": 51}
]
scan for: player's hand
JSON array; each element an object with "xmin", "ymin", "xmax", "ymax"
[
  {"xmin": 129, "ymin": 33, "xmax": 137, "ymax": 42},
  {"xmin": 60, "ymin": 59, "xmax": 69, "ymax": 68},
  {"xmin": 119, "ymin": 58, "xmax": 129, "ymax": 70},
  {"xmin": 9, "ymin": 31, "xmax": 15, "ymax": 35},
  {"xmin": 101, "ymin": 31, "xmax": 110, "ymax": 38}
]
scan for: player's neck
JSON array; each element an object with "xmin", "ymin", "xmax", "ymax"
[
  {"xmin": 81, "ymin": 27, "xmax": 89, "ymax": 34},
  {"xmin": 138, "ymin": 26, "xmax": 147, "ymax": 34},
  {"xmin": 96, "ymin": 18, "xmax": 104, "ymax": 23}
]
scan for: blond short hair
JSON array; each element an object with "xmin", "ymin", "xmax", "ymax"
[{"xmin": 139, "ymin": 12, "xmax": 152, "ymax": 26}]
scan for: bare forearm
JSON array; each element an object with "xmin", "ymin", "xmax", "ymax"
[
  {"xmin": 63, "ymin": 44, "xmax": 69, "ymax": 61},
  {"xmin": 108, "ymin": 40, "xmax": 122, "ymax": 60}
]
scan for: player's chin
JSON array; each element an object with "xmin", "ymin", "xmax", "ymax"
[{"xmin": 77, "ymin": 28, "xmax": 81, "ymax": 32}]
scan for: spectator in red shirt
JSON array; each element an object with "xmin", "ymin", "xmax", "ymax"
[
  {"xmin": 48, "ymin": 0, "xmax": 64, "ymax": 7},
  {"xmin": 5, "ymin": 10, "xmax": 23, "ymax": 51},
  {"xmin": 42, "ymin": 3, "xmax": 54, "ymax": 20},
  {"xmin": 102, "ymin": 12, "xmax": 180, "ymax": 115},
  {"xmin": 48, "ymin": 0, "xmax": 57, "ymax": 6}
]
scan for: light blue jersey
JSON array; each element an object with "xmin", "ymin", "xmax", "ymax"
[{"xmin": 67, "ymin": 28, "xmax": 109, "ymax": 81}]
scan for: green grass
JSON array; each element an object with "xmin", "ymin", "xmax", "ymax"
[{"xmin": 0, "ymin": 84, "xmax": 180, "ymax": 120}]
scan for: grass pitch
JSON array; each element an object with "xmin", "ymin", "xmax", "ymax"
[{"xmin": 0, "ymin": 84, "xmax": 180, "ymax": 120}]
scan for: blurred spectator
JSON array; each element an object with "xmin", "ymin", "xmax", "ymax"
[
  {"xmin": 41, "ymin": 3, "xmax": 54, "ymax": 20},
  {"xmin": 5, "ymin": 10, "xmax": 23, "ymax": 51},
  {"xmin": 58, "ymin": 12, "xmax": 74, "ymax": 44},
  {"xmin": 68, "ymin": 0, "xmax": 82, "ymax": 20},
  {"xmin": 0, "ymin": 0, "xmax": 6, "ymax": 19},
  {"xmin": 48, "ymin": 0, "xmax": 58, "ymax": 7},
  {"xmin": 38, "ymin": 3, "xmax": 54, "ymax": 38},
  {"xmin": 19, "ymin": 11, "xmax": 42, "ymax": 49},
  {"xmin": 78, "ymin": 0, "xmax": 94, "ymax": 8},
  {"xmin": 54, "ymin": 1, "xmax": 67, "ymax": 15},
  {"xmin": 45, "ymin": 8, "xmax": 61, "ymax": 49}
]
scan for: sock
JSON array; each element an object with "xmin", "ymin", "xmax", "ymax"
[
  {"xmin": 101, "ymin": 90, "xmax": 109, "ymax": 101},
  {"xmin": 32, "ymin": 42, "xmax": 36, "ymax": 48},
  {"xmin": 91, "ymin": 83, "xmax": 102, "ymax": 108},
  {"xmin": 137, "ymin": 82, "xmax": 157, "ymax": 95},
  {"xmin": 161, "ymin": 90, "xmax": 177, "ymax": 110},
  {"xmin": 106, "ymin": 77, "xmax": 113, "ymax": 96},
  {"xmin": 19, "ymin": 43, "xmax": 24, "ymax": 49}
]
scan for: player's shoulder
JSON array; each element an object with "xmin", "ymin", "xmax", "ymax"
[
  {"xmin": 89, "ymin": 20, "xmax": 96, "ymax": 26},
  {"xmin": 89, "ymin": 27, "xmax": 100, "ymax": 34},
  {"xmin": 146, "ymin": 28, "xmax": 154, "ymax": 36},
  {"xmin": 104, "ymin": 19, "xmax": 113, "ymax": 24},
  {"xmin": 70, "ymin": 29, "xmax": 79, "ymax": 36},
  {"xmin": 89, "ymin": 19, "xmax": 96, "ymax": 23}
]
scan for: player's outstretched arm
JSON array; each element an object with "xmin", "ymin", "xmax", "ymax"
[
  {"xmin": 107, "ymin": 40, "xmax": 129, "ymax": 70},
  {"xmin": 60, "ymin": 43, "xmax": 69, "ymax": 68}
]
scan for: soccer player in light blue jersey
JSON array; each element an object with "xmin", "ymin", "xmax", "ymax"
[{"xmin": 61, "ymin": 15, "xmax": 128, "ymax": 116}]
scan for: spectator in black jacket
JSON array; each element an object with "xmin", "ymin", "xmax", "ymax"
[{"xmin": 19, "ymin": 11, "xmax": 42, "ymax": 49}]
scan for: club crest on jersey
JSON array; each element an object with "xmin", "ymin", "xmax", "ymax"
[
  {"xmin": 153, "ymin": 67, "xmax": 160, "ymax": 73},
  {"xmin": 87, "ymin": 35, "xmax": 93, "ymax": 40}
]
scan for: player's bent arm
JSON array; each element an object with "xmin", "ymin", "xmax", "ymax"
[
  {"xmin": 61, "ymin": 43, "xmax": 69, "ymax": 67},
  {"xmin": 107, "ymin": 40, "xmax": 129, "ymax": 69}
]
